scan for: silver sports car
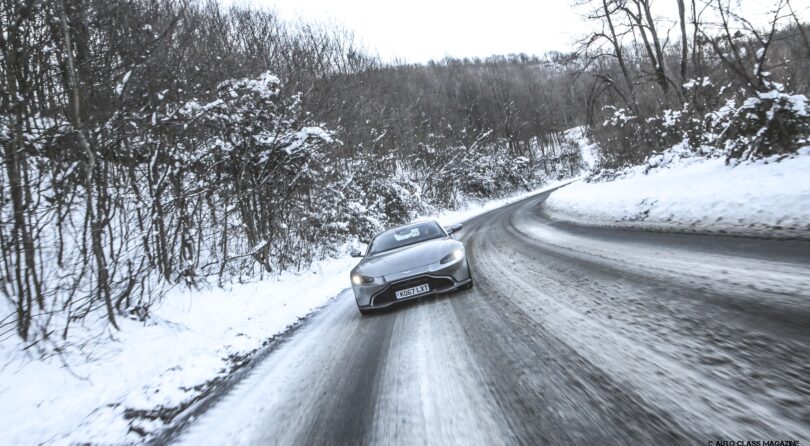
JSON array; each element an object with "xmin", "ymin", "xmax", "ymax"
[{"xmin": 350, "ymin": 220, "xmax": 473, "ymax": 315}]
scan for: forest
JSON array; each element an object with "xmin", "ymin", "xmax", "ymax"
[{"xmin": 1, "ymin": 0, "xmax": 808, "ymax": 349}]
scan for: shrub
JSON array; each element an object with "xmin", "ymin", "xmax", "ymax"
[{"xmin": 704, "ymin": 85, "xmax": 810, "ymax": 161}]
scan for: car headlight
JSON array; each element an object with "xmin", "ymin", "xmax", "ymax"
[
  {"xmin": 351, "ymin": 274, "xmax": 375, "ymax": 285},
  {"xmin": 440, "ymin": 249, "xmax": 464, "ymax": 264}
]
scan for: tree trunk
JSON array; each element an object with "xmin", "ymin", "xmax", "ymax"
[
  {"xmin": 602, "ymin": 0, "xmax": 639, "ymax": 113},
  {"xmin": 677, "ymin": 0, "xmax": 689, "ymax": 84},
  {"xmin": 58, "ymin": 0, "xmax": 118, "ymax": 329}
]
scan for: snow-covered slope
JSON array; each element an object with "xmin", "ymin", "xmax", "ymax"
[
  {"xmin": 545, "ymin": 147, "xmax": 810, "ymax": 239},
  {"xmin": 0, "ymin": 180, "xmax": 568, "ymax": 446},
  {"xmin": 565, "ymin": 126, "xmax": 600, "ymax": 170},
  {"xmin": 0, "ymin": 256, "xmax": 355, "ymax": 445}
]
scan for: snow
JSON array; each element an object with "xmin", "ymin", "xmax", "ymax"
[
  {"xmin": 545, "ymin": 148, "xmax": 810, "ymax": 238},
  {"xmin": 0, "ymin": 255, "xmax": 354, "ymax": 445},
  {"xmin": 283, "ymin": 126, "xmax": 333, "ymax": 154},
  {"xmin": 217, "ymin": 71, "xmax": 280, "ymax": 99},
  {"xmin": 428, "ymin": 178, "xmax": 576, "ymax": 228},
  {"xmin": 176, "ymin": 292, "xmax": 513, "ymax": 446},
  {"xmin": 564, "ymin": 126, "xmax": 599, "ymax": 169},
  {"xmin": 503, "ymin": 209, "xmax": 810, "ymax": 441},
  {"xmin": 115, "ymin": 71, "xmax": 132, "ymax": 96},
  {"xmin": 683, "ymin": 77, "xmax": 712, "ymax": 89},
  {"xmin": 0, "ymin": 180, "xmax": 568, "ymax": 445}
]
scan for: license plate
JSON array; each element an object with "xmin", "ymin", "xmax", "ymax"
[{"xmin": 395, "ymin": 284, "xmax": 430, "ymax": 300}]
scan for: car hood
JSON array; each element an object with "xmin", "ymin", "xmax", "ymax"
[{"xmin": 355, "ymin": 237, "xmax": 459, "ymax": 278}]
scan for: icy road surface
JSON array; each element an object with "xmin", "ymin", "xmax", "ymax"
[{"xmin": 177, "ymin": 190, "xmax": 810, "ymax": 445}]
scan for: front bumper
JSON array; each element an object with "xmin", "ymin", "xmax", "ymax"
[{"xmin": 352, "ymin": 257, "xmax": 471, "ymax": 310}]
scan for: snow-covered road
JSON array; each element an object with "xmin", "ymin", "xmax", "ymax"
[{"xmin": 175, "ymin": 189, "xmax": 810, "ymax": 445}]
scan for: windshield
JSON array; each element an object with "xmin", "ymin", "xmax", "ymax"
[{"xmin": 367, "ymin": 222, "xmax": 446, "ymax": 255}]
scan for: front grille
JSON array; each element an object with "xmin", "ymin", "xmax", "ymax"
[{"xmin": 372, "ymin": 276, "xmax": 455, "ymax": 306}]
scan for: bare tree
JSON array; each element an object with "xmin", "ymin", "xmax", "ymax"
[{"xmin": 677, "ymin": 0, "xmax": 689, "ymax": 83}]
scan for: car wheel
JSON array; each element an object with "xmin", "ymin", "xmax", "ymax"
[{"xmin": 359, "ymin": 308, "xmax": 373, "ymax": 316}]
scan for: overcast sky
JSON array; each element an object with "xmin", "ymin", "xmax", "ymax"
[
  {"xmin": 228, "ymin": 0, "xmax": 810, "ymax": 63},
  {"xmin": 227, "ymin": 0, "xmax": 588, "ymax": 62}
]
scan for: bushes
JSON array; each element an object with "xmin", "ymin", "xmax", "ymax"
[
  {"xmin": 594, "ymin": 80, "xmax": 810, "ymax": 172},
  {"xmin": 591, "ymin": 106, "xmax": 681, "ymax": 169},
  {"xmin": 705, "ymin": 87, "xmax": 810, "ymax": 161},
  {"xmin": 579, "ymin": 0, "xmax": 810, "ymax": 170},
  {"xmin": 340, "ymin": 168, "xmax": 422, "ymax": 240},
  {"xmin": 457, "ymin": 151, "xmax": 532, "ymax": 200}
]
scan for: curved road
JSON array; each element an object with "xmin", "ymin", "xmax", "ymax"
[{"xmin": 177, "ymin": 189, "xmax": 810, "ymax": 445}]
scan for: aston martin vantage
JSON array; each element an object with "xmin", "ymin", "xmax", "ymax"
[{"xmin": 349, "ymin": 220, "xmax": 473, "ymax": 315}]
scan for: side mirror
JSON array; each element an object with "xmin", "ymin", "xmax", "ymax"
[
  {"xmin": 450, "ymin": 223, "xmax": 463, "ymax": 233},
  {"xmin": 350, "ymin": 249, "xmax": 364, "ymax": 258}
]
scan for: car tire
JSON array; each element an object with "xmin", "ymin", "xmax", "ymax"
[{"xmin": 359, "ymin": 308, "xmax": 373, "ymax": 316}]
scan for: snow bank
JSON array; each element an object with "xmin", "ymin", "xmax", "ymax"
[
  {"xmin": 0, "ymin": 180, "xmax": 568, "ymax": 445},
  {"xmin": 545, "ymin": 148, "xmax": 810, "ymax": 238},
  {"xmin": 0, "ymin": 255, "xmax": 355, "ymax": 445}
]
